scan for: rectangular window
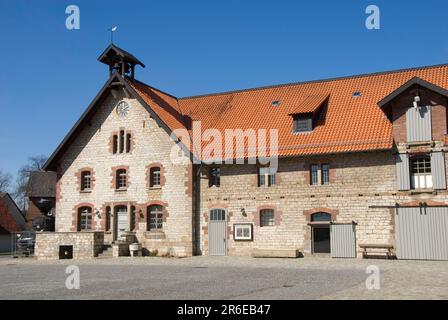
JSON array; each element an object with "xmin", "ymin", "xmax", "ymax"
[
  {"xmin": 147, "ymin": 205, "xmax": 163, "ymax": 231},
  {"xmin": 116, "ymin": 169, "xmax": 127, "ymax": 189},
  {"xmin": 293, "ymin": 116, "xmax": 313, "ymax": 133},
  {"xmin": 321, "ymin": 164, "xmax": 330, "ymax": 185},
  {"xmin": 81, "ymin": 171, "xmax": 91, "ymax": 191},
  {"xmin": 310, "ymin": 164, "xmax": 319, "ymax": 185},
  {"xmin": 149, "ymin": 212, "xmax": 163, "ymax": 230},
  {"xmin": 126, "ymin": 133, "xmax": 131, "ymax": 153},
  {"xmin": 233, "ymin": 224, "xmax": 253, "ymax": 241},
  {"xmin": 150, "ymin": 167, "xmax": 161, "ymax": 187},
  {"xmin": 260, "ymin": 209, "xmax": 275, "ymax": 227},
  {"xmin": 79, "ymin": 207, "xmax": 92, "ymax": 230},
  {"xmin": 258, "ymin": 167, "xmax": 276, "ymax": 187},
  {"xmin": 209, "ymin": 167, "xmax": 220, "ymax": 187},
  {"xmin": 411, "ymin": 156, "xmax": 432, "ymax": 189},
  {"xmin": 119, "ymin": 130, "xmax": 125, "ymax": 153},
  {"xmin": 113, "ymin": 135, "xmax": 118, "ymax": 154}
]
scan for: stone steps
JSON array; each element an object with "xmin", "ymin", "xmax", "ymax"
[{"xmin": 97, "ymin": 245, "xmax": 113, "ymax": 259}]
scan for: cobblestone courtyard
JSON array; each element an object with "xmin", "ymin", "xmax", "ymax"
[{"xmin": 0, "ymin": 256, "xmax": 447, "ymax": 300}]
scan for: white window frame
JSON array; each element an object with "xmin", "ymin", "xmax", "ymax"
[
  {"xmin": 410, "ymin": 155, "xmax": 433, "ymax": 190},
  {"xmin": 233, "ymin": 223, "xmax": 253, "ymax": 241}
]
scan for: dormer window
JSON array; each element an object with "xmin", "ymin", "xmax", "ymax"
[{"xmin": 293, "ymin": 115, "xmax": 313, "ymax": 133}]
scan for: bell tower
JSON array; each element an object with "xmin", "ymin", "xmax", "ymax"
[{"xmin": 97, "ymin": 44, "xmax": 145, "ymax": 80}]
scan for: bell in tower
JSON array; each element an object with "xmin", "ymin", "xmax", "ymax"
[{"xmin": 97, "ymin": 44, "xmax": 145, "ymax": 80}]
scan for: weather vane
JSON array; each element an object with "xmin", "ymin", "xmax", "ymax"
[{"xmin": 108, "ymin": 26, "xmax": 117, "ymax": 44}]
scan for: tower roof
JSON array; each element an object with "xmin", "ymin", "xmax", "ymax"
[{"xmin": 97, "ymin": 44, "xmax": 145, "ymax": 68}]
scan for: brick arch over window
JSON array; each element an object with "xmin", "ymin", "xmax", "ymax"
[
  {"xmin": 254, "ymin": 205, "xmax": 282, "ymax": 226},
  {"xmin": 146, "ymin": 163, "xmax": 166, "ymax": 188},
  {"xmin": 71, "ymin": 203, "xmax": 95, "ymax": 231},
  {"xmin": 303, "ymin": 207, "xmax": 338, "ymax": 222},
  {"xmin": 141, "ymin": 201, "xmax": 169, "ymax": 229}
]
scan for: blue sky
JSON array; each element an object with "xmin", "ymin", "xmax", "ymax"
[{"xmin": 1, "ymin": 0, "xmax": 448, "ymax": 181}]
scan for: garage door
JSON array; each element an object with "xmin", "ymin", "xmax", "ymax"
[{"xmin": 396, "ymin": 206, "xmax": 448, "ymax": 260}]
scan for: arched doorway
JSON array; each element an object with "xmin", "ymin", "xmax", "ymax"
[{"xmin": 311, "ymin": 212, "xmax": 331, "ymax": 254}]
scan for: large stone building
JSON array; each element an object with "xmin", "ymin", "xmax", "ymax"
[{"xmin": 35, "ymin": 44, "xmax": 448, "ymax": 260}]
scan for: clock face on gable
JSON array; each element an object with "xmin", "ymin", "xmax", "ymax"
[{"xmin": 116, "ymin": 101, "xmax": 130, "ymax": 117}]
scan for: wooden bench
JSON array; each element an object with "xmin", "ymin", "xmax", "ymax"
[
  {"xmin": 359, "ymin": 244, "xmax": 394, "ymax": 259},
  {"xmin": 252, "ymin": 248, "xmax": 302, "ymax": 258}
]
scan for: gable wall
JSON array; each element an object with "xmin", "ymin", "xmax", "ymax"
[
  {"xmin": 54, "ymin": 89, "xmax": 193, "ymax": 256},
  {"xmin": 391, "ymin": 88, "xmax": 447, "ymax": 144}
]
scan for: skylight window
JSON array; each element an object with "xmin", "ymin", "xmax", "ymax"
[
  {"xmin": 271, "ymin": 100, "xmax": 281, "ymax": 107},
  {"xmin": 352, "ymin": 91, "xmax": 362, "ymax": 97}
]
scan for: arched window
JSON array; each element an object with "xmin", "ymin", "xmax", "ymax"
[
  {"xmin": 116, "ymin": 169, "xmax": 127, "ymax": 189},
  {"xmin": 150, "ymin": 167, "xmax": 161, "ymax": 187},
  {"xmin": 260, "ymin": 209, "xmax": 275, "ymax": 227},
  {"xmin": 147, "ymin": 205, "xmax": 163, "ymax": 231},
  {"xmin": 80, "ymin": 171, "xmax": 92, "ymax": 191},
  {"xmin": 78, "ymin": 206, "xmax": 92, "ymax": 230},
  {"xmin": 311, "ymin": 212, "xmax": 331, "ymax": 222}
]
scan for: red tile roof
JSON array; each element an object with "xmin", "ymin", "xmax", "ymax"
[
  {"xmin": 128, "ymin": 64, "xmax": 448, "ymax": 160},
  {"xmin": 287, "ymin": 93, "xmax": 329, "ymax": 115}
]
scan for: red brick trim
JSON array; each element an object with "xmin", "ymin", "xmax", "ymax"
[
  {"xmin": 109, "ymin": 131, "xmax": 118, "ymax": 154},
  {"xmin": 146, "ymin": 162, "xmax": 166, "ymax": 189},
  {"xmin": 75, "ymin": 167, "xmax": 95, "ymax": 192},
  {"xmin": 303, "ymin": 207, "xmax": 339, "ymax": 222},
  {"xmin": 109, "ymin": 129, "xmax": 135, "ymax": 154},
  {"xmin": 254, "ymin": 205, "xmax": 282, "ymax": 226},
  {"xmin": 111, "ymin": 165, "xmax": 130, "ymax": 190},
  {"xmin": 398, "ymin": 200, "xmax": 448, "ymax": 207},
  {"xmin": 55, "ymin": 175, "xmax": 62, "ymax": 204},
  {"xmin": 71, "ymin": 203, "xmax": 95, "ymax": 231}
]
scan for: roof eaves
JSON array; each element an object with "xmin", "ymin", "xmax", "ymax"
[{"xmin": 378, "ymin": 76, "xmax": 448, "ymax": 108}]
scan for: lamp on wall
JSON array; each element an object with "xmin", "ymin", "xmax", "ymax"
[
  {"xmin": 96, "ymin": 209, "xmax": 101, "ymax": 219},
  {"xmin": 413, "ymin": 89, "xmax": 421, "ymax": 109},
  {"xmin": 138, "ymin": 209, "xmax": 144, "ymax": 218},
  {"xmin": 240, "ymin": 208, "xmax": 247, "ymax": 217}
]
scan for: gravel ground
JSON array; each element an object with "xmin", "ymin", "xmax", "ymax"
[{"xmin": 0, "ymin": 256, "xmax": 447, "ymax": 300}]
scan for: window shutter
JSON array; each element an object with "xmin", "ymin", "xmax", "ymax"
[
  {"xmin": 431, "ymin": 151, "xmax": 446, "ymax": 190},
  {"xmin": 406, "ymin": 106, "xmax": 432, "ymax": 142},
  {"xmin": 396, "ymin": 153, "xmax": 410, "ymax": 191}
]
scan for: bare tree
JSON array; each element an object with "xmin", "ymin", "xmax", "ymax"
[
  {"xmin": 0, "ymin": 169, "xmax": 12, "ymax": 193},
  {"xmin": 13, "ymin": 155, "xmax": 48, "ymax": 211}
]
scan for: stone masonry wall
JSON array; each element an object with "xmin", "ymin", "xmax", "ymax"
[
  {"xmin": 54, "ymin": 89, "xmax": 193, "ymax": 256},
  {"xmin": 35, "ymin": 231, "xmax": 104, "ymax": 259},
  {"xmin": 198, "ymin": 151, "xmax": 448, "ymax": 256}
]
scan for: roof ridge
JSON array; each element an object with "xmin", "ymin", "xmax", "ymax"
[{"xmin": 178, "ymin": 62, "xmax": 448, "ymax": 100}]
